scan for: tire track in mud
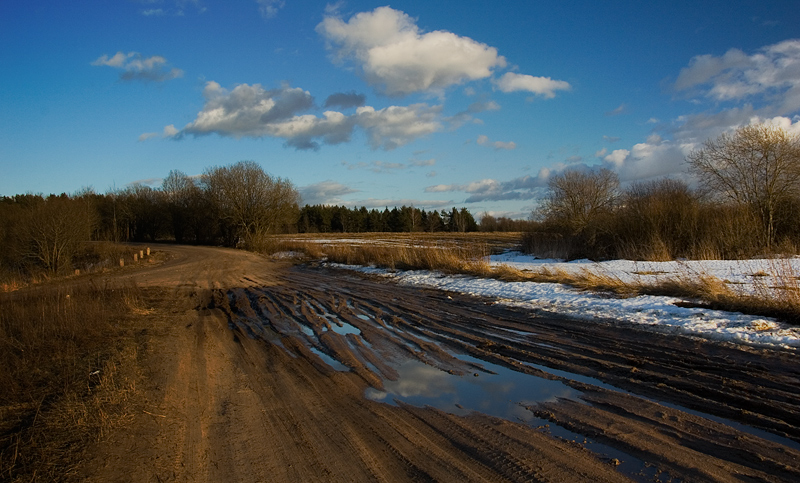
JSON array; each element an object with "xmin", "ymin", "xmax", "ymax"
[{"xmin": 214, "ymin": 263, "xmax": 800, "ymax": 482}]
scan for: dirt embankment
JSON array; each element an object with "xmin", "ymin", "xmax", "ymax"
[{"xmin": 79, "ymin": 245, "xmax": 800, "ymax": 482}]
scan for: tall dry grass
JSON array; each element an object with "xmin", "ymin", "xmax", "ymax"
[
  {"xmin": 265, "ymin": 233, "xmax": 800, "ymax": 324},
  {"xmin": 0, "ymin": 280, "xmax": 143, "ymax": 482},
  {"xmin": 1, "ymin": 242, "xmax": 145, "ymax": 293}
]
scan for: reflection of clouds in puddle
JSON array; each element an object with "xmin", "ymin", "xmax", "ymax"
[
  {"xmin": 384, "ymin": 360, "xmax": 457, "ymax": 398},
  {"xmin": 366, "ymin": 357, "xmax": 581, "ymax": 422}
]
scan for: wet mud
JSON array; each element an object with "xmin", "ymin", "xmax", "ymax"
[{"xmin": 81, "ymin": 246, "xmax": 800, "ymax": 482}]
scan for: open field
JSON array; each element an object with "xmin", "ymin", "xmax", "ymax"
[
  {"xmin": 268, "ymin": 233, "xmax": 800, "ymax": 344},
  {"xmin": 1, "ymin": 243, "xmax": 784, "ymax": 483}
]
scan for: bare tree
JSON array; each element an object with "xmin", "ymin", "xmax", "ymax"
[
  {"xmin": 540, "ymin": 168, "xmax": 619, "ymax": 235},
  {"xmin": 687, "ymin": 123, "xmax": 800, "ymax": 249},
  {"xmin": 162, "ymin": 170, "xmax": 198, "ymax": 243},
  {"xmin": 201, "ymin": 161, "xmax": 300, "ymax": 247},
  {"xmin": 14, "ymin": 197, "xmax": 94, "ymax": 274}
]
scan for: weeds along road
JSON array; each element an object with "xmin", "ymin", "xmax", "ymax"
[{"xmin": 81, "ymin": 244, "xmax": 800, "ymax": 483}]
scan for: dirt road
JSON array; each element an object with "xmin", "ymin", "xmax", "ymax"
[{"xmin": 80, "ymin": 245, "xmax": 800, "ymax": 482}]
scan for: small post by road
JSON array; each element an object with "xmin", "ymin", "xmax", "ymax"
[
  {"xmin": 119, "ymin": 258, "xmax": 124, "ymax": 267},
  {"xmin": 134, "ymin": 253, "xmax": 138, "ymax": 263},
  {"xmin": 140, "ymin": 250, "xmax": 144, "ymax": 259},
  {"xmin": 146, "ymin": 247, "xmax": 151, "ymax": 256}
]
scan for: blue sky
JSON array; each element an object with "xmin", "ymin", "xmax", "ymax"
[{"xmin": 2, "ymin": 1, "xmax": 799, "ymax": 218}]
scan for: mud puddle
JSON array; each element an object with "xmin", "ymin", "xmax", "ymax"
[{"xmin": 364, "ymin": 352, "xmax": 673, "ymax": 482}]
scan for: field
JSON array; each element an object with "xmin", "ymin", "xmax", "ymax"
[
  {"xmin": 269, "ymin": 232, "xmax": 800, "ymax": 341},
  {"xmin": 3, "ymin": 239, "xmax": 800, "ymax": 482}
]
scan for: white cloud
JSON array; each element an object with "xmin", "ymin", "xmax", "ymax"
[
  {"xmin": 425, "ymin": 174, "xmax": 550, "ymax": 203},
  {"xmin": 92, "ymin": 51, "xmax": 183, "ymax": 82},
  {"xmin": 257, "ymin": 0, "xmax": 284, "ymax": 18},
  {"xmin": 476, "ymin": 134, "xmax": 516, "ymax": 150},
  {"xmin": 299, "ymin": 180, "xmax": 358, "ymax": 205},
  {"xmin": 446, "ymin": 99, "xmax": 501, "ymax": 128},
  {"xmin": 342, "ymin": 160, "xmax": 406, "ymax": 173},
  {"xmin": 606, "ymin": 104, "xmax": 627, "ymax": 116},
  {"xmin": 594, "ymin": 148, "xmax": 607, "ymax": 158},
  {"xmin": 138, "ymin": 0, "xmax": 205, "ymax": 16},
  {"xmin": 493, "ymin": 72, "xmax": 571, "ymax": 98},
  {"xmin": 166, "ymin": 81, "xmax": 444, "ymax": 150},
  {"xmin": 138, "ymin": 132, "xmax": 159, "ymax": 142},
  {"xmin": 674, "ymin": 39, "xmax": 800, "ymax": 113},
  {"xmin": 410, "ymin": 158, "xmax": 436, "ymax": 167},
  {"xmin": 603, "ymin": 149, "xmax": 630, "ymax": 168},
  {"xmin": 317, "ymin": 6, "xmax": 506, "ymax": 96},
  {"xmin": 356, "ymin": 104, "xmax": 442, "ymax": 150},
  {"xmin": 163, "ymin": 124, "xmax": 179, "ymax": 137}
]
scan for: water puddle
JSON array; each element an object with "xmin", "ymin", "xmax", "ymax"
[
  {"xmin": 365, "ymin": 355, "xmax": 682, "ymax": 482},
  {"xmin": 308, "ymin": 347, "xmax": 349, "ymax": 372},
  {"xmin": 329, "ymin": 321, "xmax": 361, "ymax": 336},
  {"xmin": 365, "ymin": 357, "xmax": 579, "ymax": 421},
  {"xmin": 504, "ymin": 355, "xmax": 800, "ymax": 451}
]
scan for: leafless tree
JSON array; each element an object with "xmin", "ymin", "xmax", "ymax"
[
  {"xmin": 14, "ymin": 197, "xmax": 94, "ymax": 274},
  {"xmin": 162, "ymin": 170, "xmax": 199, "ymax": 242},
  {"xmin": 540, "ymin": 168, "xmax": 619, "ymax": 235},
  {"xmin": 687, "ymin": 124, "xmax": 800, "ymax": 249},
  {"xmin": 201, "ymin": 161, "xmax": 300, "ymax": 247}
]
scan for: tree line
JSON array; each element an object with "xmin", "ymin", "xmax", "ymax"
[
  {"xmin": 0, "ymin": 160, "xmax": 524, "ymax": 277},
  {"xmin": 0, "ymin": 161, "xmax": 300, "ymax": 276},
  {"xmin": 526, "ymin": 123, "xmax": 800, "ymax": 260},
  {"xmin": 298, "ymin": 205, "xmax": 484, "ymax": 233}
]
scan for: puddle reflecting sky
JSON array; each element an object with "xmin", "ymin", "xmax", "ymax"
[
  {"xmin": 365, "ymin": 358, "xmax": 579, "ymax": 422},
  {"xmin": 329, "ymin": 321, "xmax": 361, "ymax": 336}
]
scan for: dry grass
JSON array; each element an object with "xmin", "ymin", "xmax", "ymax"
[
  {"xmin": 1, "ymin": 242, "xmax": 146, "ymax": 293},
  {"xmin": 0, "ymin": 280, "xmax": 143, "ymax": 482},
  {"xmin": 265, "ymin": 233, "xmax": 800, "ymax": 324}
]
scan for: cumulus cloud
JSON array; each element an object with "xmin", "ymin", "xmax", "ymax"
[
  {"xmin": 476, "ymin": 134, "xmax": 516, "ymax": 150},
  {"xmin": 324, "ymin": 91, "xmax": 367, "ymax": 109},
  {"xmin": 165, "ymin": 81, "xmax": 443, "ymax": 150},
  {"xmin": 92, "ymin": 51, "xmax": 183, "ymax": 82},
  {"xmin": 257, "ymin": 0, "xmax": 284, "ymax": 18},
  {"xmin": 674, "ymin": 39, "xmax": 800, "ymax": 114},
  {"xmin": 493, "ymin": 72, "xmax": 571, "ymax": 98},
  {"xmin": 299, "ymin": 180, "xmax": 358, "ymax": 205},
  {"xmin": 356, "ymin": 104, "xmax": 442, "ymax": 150},
  {"xmin": 317, "ymin": 6, "xmax": 506, "ymax": 96}
]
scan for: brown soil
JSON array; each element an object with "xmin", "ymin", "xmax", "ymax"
[{"xmin": 78, "ymin": 245, "xmax": 800, "ymax": 482}]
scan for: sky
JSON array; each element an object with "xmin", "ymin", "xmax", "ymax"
[{"xmin": 2, "ymin": 1, "xmax": 800, "ymax": 218}]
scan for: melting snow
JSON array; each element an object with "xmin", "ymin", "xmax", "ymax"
[{"xmin": 329, "ymin": 253, "xmax": 800, "ymax": 350}]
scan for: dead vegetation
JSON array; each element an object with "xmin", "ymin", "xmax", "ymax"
[
  {"xmin": 0, "ymin": 278, "xmax": 144, "ymax": 482},
  {"xmin": 266, "ymin": 233, "xmax": 800, "ymax": 324}
]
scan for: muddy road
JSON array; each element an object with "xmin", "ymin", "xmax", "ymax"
[{"xmin": 81, "ymin": 245, "xmax": 800, "ymax": 482}]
